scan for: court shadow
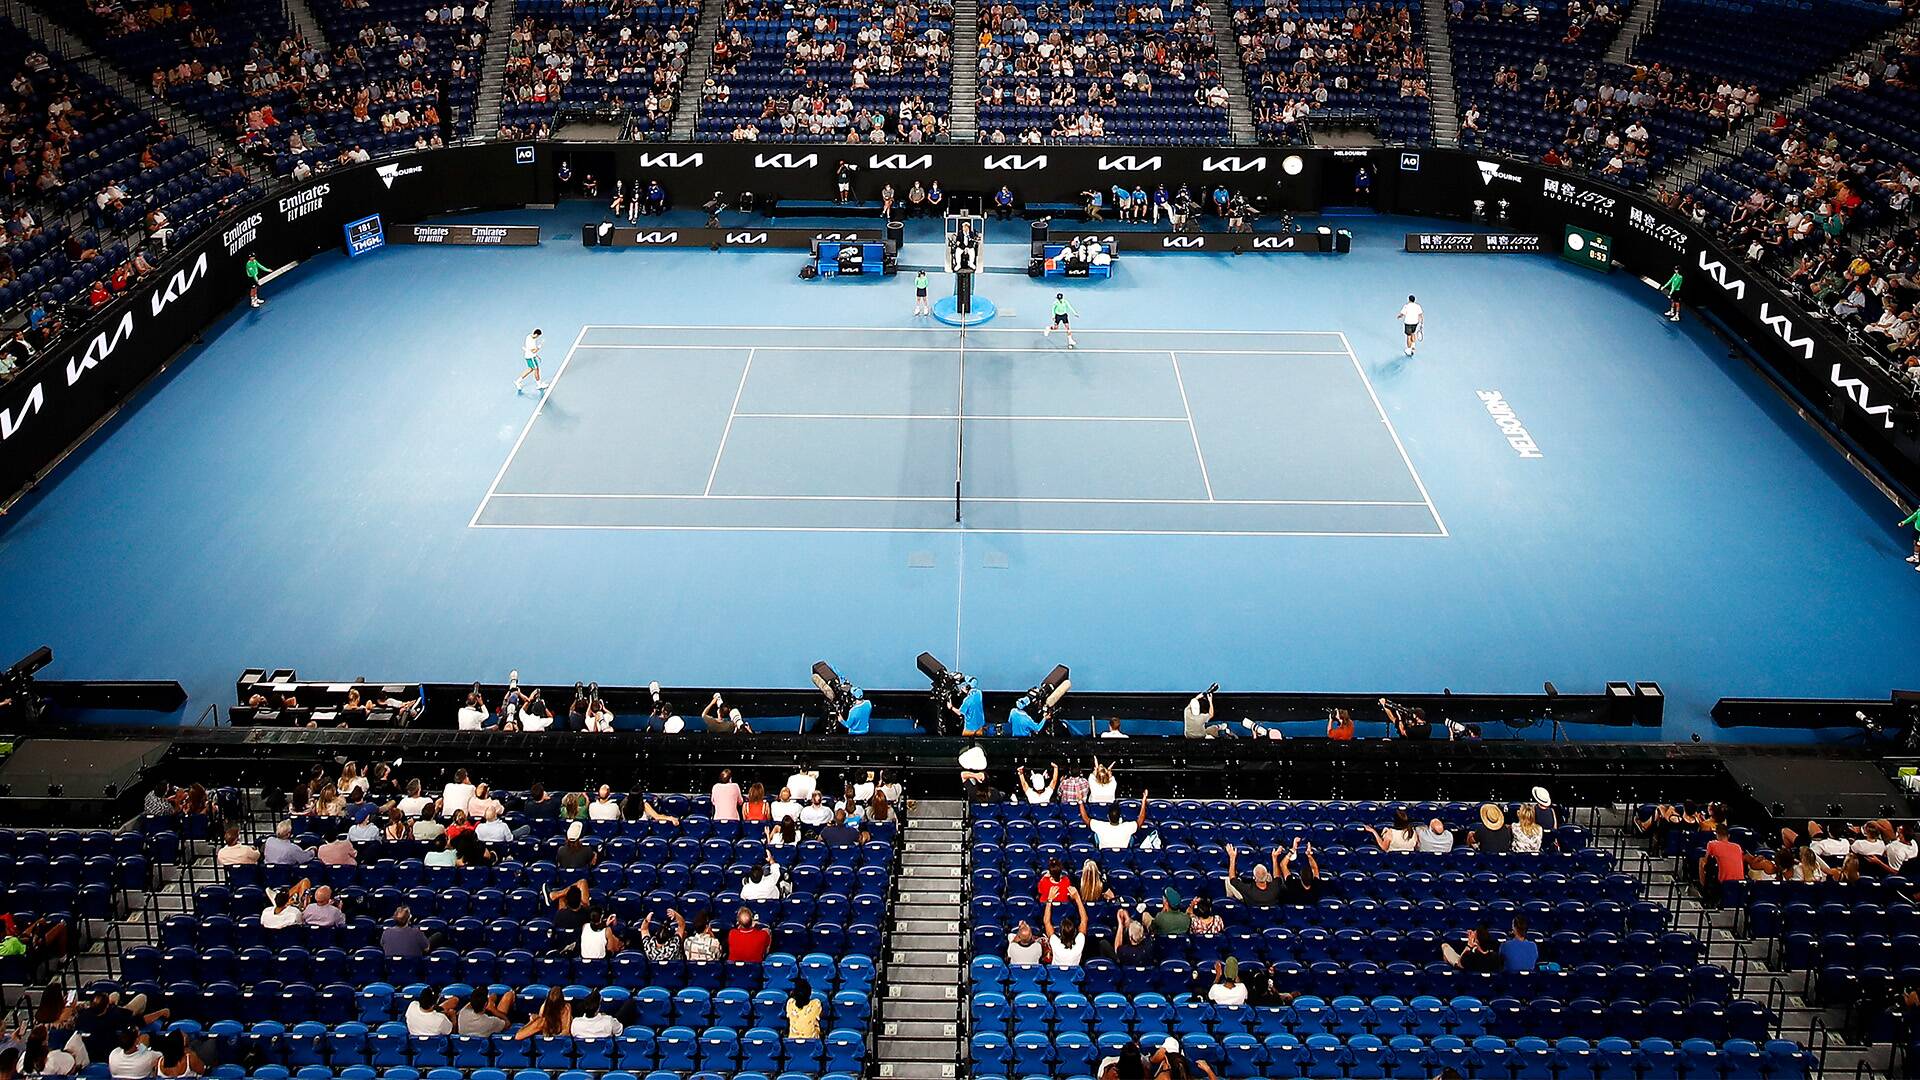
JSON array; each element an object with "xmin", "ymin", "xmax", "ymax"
[{"xmin": 1374, "ymin": 354, "xmax": 1413, "ymax": 380}]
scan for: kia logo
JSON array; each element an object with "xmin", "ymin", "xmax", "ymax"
[
  {"xmin": 1161, "ymin": 236, "xmax": 1208, "ymax": 249},
  {"xmin": 634, "ymin": 153, "xmax": 703, "ymax": 168},
  {"xmin": 754, "ymin": 153, "xmax": 818, "ymax": 169},
  {"xmin": 1201, "ymin": 157, "xmax": 1266, "ymax": 172},
  {"xmin": 1251, "ymin": 236, "xmax": 1295, "ymax": 249},
  {"xmin": 983, "ymin": 154, "xmax": 1048, "ymax": 171},
  {"xmin": 868, "ymin": 154, "xmax": 933, "ymax": 169},
  {"xmin": 1097, "ymin": 155, "xmax": 1162, "ymax": 171},
  {"xmin": 632, "ymin": 231, "xmax": 679, "ymax": 244},
  {"xmin": 725, "ymin": 232, "xmax": 769, "ymax": 244}
]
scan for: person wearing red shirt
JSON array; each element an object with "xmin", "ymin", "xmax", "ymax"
[
  {"xmin": 87, "ymin": 280, "xmax": 110, "ymax": 309},
  {"xmin": 1702, "ymin": 825, "xmax": 1746, "ymax": 885},
  {"xmin": 1037, "ymin": 858, "xmax": 1073, "ymax": 903},
  {"xmin": 1326, "ymin": 709, "xmax": 1355, "ymax": 741},
  {"xmin": 726, "ymin": 906, "xmax": 771, "ymax": 962}
]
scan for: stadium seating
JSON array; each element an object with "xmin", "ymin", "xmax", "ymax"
[
  {"xmin": 501, "ymin": 0, "xmax": 698, "ymax": 141},
  {"xmin": 969, "ymin": 799, "xmax": 1810, "ymax": 1078},
  {"xmin": 974, "ymin": 0, "xmax": 1231, "ymax": 144},
  {"xmin": 694, "ymin": 0, "xmax": 954, "ymax": 141},
  {"xmin": 1234, "ymin": 0, "xmax": 1432, "ymax": 144}
]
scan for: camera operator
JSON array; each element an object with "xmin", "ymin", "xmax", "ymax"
[
  {"xmin": 1380, "ymin": 698, "xmax": 1432, "ymax": 739},
  {"xmin": 1081, "ymin": 187, "xmax": 1106, "ymax": 222},
  {"xmin": 1183, "ymin": 686, "xmax": 1228, "ymax": 738},
  {"xmin": 1008, "ymin": 696, "xmax": 1043, "ymax": 737},
  {"xmin": 947, "ymin": 678, "xmax": 986, "ymax": 736},
  {"xmin": 702, "ymin": 693, "xmax": 754, "ymax": 734}
]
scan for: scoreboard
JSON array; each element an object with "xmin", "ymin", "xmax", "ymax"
[{"xmin": 344, "ymin": 214, "xmax": 386, "ymax": 257}]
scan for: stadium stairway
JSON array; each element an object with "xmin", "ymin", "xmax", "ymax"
[
  {"xmin": 873, "ymin": 798, "xmax": 965, "ymax": 1079},
  {"xmin": 670, "ymin": 0, "xmax": 728, "ymax": 139},
  {"xmin": 284, "ymin": 0, "xmax": 332, "ymax": 55},
  {"xmin": 1207, "ymin": 0, "xmax": 1258, "ymax": 146},
  {"xmin": 950, "ymin": 0, "xmax": 981, "ymax": 142},
  {"xmin": 1421, "ymin": 0, "xmax": 1461, "ymax": 148},
  {"xmin": 0, "ymin": 0, "xmax": 258, "ymax": 182},
  {"xmin": 472, "ymin": 0, "xmax": 518, "ymax": 139},
  {"xmin": 1649, "ymin": 9, "xmax": 1920, "ymax": 194},
  {"xmin": 1602, "ymin": 0, "xmax": 1664, "ymax": 66},
  {"xmin": 1590, "ymin": 805, "xmax": 1895, "ymax": 1078}
]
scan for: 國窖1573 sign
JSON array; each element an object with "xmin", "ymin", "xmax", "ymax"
[{"xmin": 1560, "ymin": 225, "xmax": 1613, "ymax": 272}]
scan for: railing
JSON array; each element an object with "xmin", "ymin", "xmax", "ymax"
[{"xmin": 1810, "ymin": 1014, "xmax": 1834, "ymax": 1078}]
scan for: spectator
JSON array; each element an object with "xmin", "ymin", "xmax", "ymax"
[
  {"xmin": 1500, "ymin": 916, "xmax": 1540, "ymax": 972},
  {"xmin": 1326, "ymin": 708, "xmax": 1355, "ymax": 740},
  {"xmin": 1017, "ymin": 763, "xmax": 1059, "ymax": 804},
  {"xmin": 1476, "ymin": 803, "xmax": 1512, "ymax": 853},
  {"xmin": 457, "ymin": 989, "xmax": 515, "ymax": 1037},
  {"xmin": 1417, "ymin": 818, "xmax": 1456, "ymax": 854},
  {"xmin": 568, "ymin": 991, "xmax": 622, "ymax": 1038},
  {"xmin": 726, "ymin": 906, "xmax": 771, "ymax": 962},
  {"xmin": 106, "ymin": 1030, "xmax": 159, "ymax": 1080},
  {"xmin": 1079, "ymin": 790, "xmax": 1150, "ymax": 850},
  {"xmin": 1512, "ymin": 804, "xmax": 1547, "ymax": 853},
  {"xmin": 1701, "ymin": 824, "xmax": 1746, "ymax": 890},
  {"xmin": 1279, "ymin": 840, "xmax": 1323, "ymax": 902},
  {"xmin": 1042, "ymin": 891, "xmax": 1088, "ymax": 966},
  {"xmin": 381, "ymin": 906, "xmax": 430, "ymax": 958},
  {"xmin": 404, "ymin": 988, "xmax": 455, "ymax": 1036},
  {"xmin": 1006, "ymin": 920, "xmax": 1043, "ymax": 964},
  {"xmin": 638, "ymin": 909, "xmax": 688, "ymax": 962},
  {"xmin": 440, "ymin": 769, "xmax": 476, "ymax": 818},
  {"xmin": 301, "ymin": 885, "xmax": 346, "ymax": 928},
  {"xmin": 513, "ymin": 988, "xmax": 570, "ymax": 1041},
  {"xmin": 556, "ymin": 821, "xmax": 597, "ymax": 869},
  {"xmin": 215, "ymin": 826, "xmax": 260, "ymax": 866},
  {"xmin": 262, "ymin": 821, "xmax": 310, "ymax": 865},
  {"xmin": 1223, "ymin": 842, "xmax": 1284, "ymax": 904},
  {"xmin": 741, "ymin": 854, "xmax": 785, "ymax": 901},
  {"xmin": 579, "ymin": 908, "xmax": 622, "ymax": 960},
  {"xmin": 1038, "ymin": 857, "xmax": 1074, "ymax": 902},
  {"xmin": 1365, "ymin": 810, "xmax": 1420, "ymax": 852},
  {"xmin": 1078, "ymin": 859, "xmax": 1112, "ymax": 903},
  {"xmin": 1442, "ymin": 925, "xmax": 1502, "ymax": 972},
  {"xmin": 1205, "ymin": 958, "xmax": 1247, "ymax": 1005},
  {"xmin": 260, "ymin": 886, "xmax": 306, "ymax": 930},
  {"xmin": 786, "ymin": 976, "xmax": 822, "ymax": 1040}
]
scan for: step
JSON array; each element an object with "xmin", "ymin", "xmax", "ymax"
[
  {"xmin": 875, "ymin": 1063, "xmax": 957, "ymax": 1079},
  {"xmin": 876, "ymin": 1038, "xmax": 957, "ymax": 1061},
  {"xmin": 888, "ymin": 949, "xmax": 960, "ymax": 967},
  {"xmin": 902, "ymin": 865, "xmax": 962, "ymax": 879},
  {"xmin": 886, "ymin": 968, "xmax": 963, "ymax": 988},
  {"xmin": 892, "ymin": 933, "xmax": 962, "ymax": 951},
  {"xmin": 900, "ymin": 890, "xmax": 961, "ymax": 904},
  {"xmin": 895, "ymin": 918, "xmax": 962, "ymax": 935},
  {"xmin": 903, "ymin": 843, "xmax": 963, "ymax": 857},
  {"xmin": 882, "ymin": 1019, "xmax": 959, "ymax": 1040},
  {"xmin": 880, "ymin": 999, "xmax": 959, "ymax": 1022}
]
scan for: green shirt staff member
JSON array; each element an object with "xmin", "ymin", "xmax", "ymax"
[
  {"xmin": 246, "ymin": 255, "xmax": 267, "ymax": 308},
  {"xmin": 1901, "ymin": 507, "xmax": 1920, "ymax": 571},
  {"xmin": 1662, "ymin": 266, "xmax": 1683, "ymax": 322},
  {"xmin": 913, "ymin": 270, "xmax": 930, "ymax": 317},
  {"xmin": 1044, "ymin": 293, "xmax": 1080, "ymax": 348}
]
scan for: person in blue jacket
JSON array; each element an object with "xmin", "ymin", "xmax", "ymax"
[
  {"xmin": 844, "ymin": 688, "xmax": 872, "ymax": 735},
  {"xmin": 1009, "ymin": 696, "xmax": 1042, "ymax": 736},
  {"xmin": 957, "ymin": 679, "xmax": 985, "ymax": 736}
]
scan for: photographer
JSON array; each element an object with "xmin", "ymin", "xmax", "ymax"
[
  {"xmin": 1081, "ymin": 187, "xmax": 1105, "ymax": 222},
  {"xmin": 701, "ymin": 693, "xmax": 753, "ymax": 734},
  {"xmin": 1380, "ymin": 698, "xmax": 1432, "ymax": 739},
  {"xmin": 1182, "ymin": 687, "xmax": 1228, "ymax": 738},
  {"xmin": 701, "ymin": 191, "xmax": 726, "ymax": 228}
]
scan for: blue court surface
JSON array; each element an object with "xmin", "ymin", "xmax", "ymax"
[{"xmin": 2, "ymin": 205, "xmax": 1916, "ymax": 740}]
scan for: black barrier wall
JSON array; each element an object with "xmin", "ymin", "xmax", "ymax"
[{"xmin": 3, "ymin": 142, "xmax": 1914, "ymax": 508}]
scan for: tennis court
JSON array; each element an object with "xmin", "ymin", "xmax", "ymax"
[{"xmin": 471, "ymin": 325, "xmax": 1447, "ymax": 536}]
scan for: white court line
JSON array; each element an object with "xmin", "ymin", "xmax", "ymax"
[
  {"xmin": 473, "ymin": 522, "xmax": 1449, "ymax": 537},
  {"xmin": 1337, "ymin": 331, "xmax": 1449, "ymax": 539},
  {"xmin": 1168, "ymin": 350, "xmax": 1214, "ymax": 502},
  {"xmin": 468, "ymin": 325, "xmax": 589, "ymax": 528},
  {"xmin": 730, "ymin": 412, "xmax": 1189, "ymax": 422},
  {"xmin": 579, "ymin": 324, "xmax": 1348, "ymax": 336},
  {"xmin": 704, "ymin": 348, "xmax": 756, "ymax": 496},
  {"xmin": 488, "ymin": 492, "xmax": 1430, "ymax": 506},
  {"xmin": 574, "ymin": 344, "xmax": 1348, "ymax": 355}
]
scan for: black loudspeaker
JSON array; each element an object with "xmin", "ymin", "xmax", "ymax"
[
  {"xmin": 1333, "ymin": 229, "xmax": 1353, "ymax": 253},
  {"xmin": 581, "ymin": 227, "xmax": 599, "ymax": 247},
  {"xmin": 887, "ymin": 220, "xmax": 904, "ymax": 254},
  {"xmin": 1633, "ymin": 681, "xmax": 1665, "ymax": 726},
  {"xmin": 1030, "ymin": 219, "xmax": 1050, "ymax": 244}
]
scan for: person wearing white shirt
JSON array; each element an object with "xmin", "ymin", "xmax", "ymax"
[
  {"xmin": 1080, "ymin": 791, "xmax": 1149, "ymax": 850},
  {"xmin": 457, "ymin": 691, "xmax": 490, "ymax": 730},
  {"xmin": 1087, "ymin": 760, "xmax": 1119, "ymax": 805},
  {"xmin": 797, "ymin": 793, "xmax": 834, "ymax": 828},
  {"xmin": 1042, "ymin": 891, "xmax": 1087, "ymax": 967},
  {"xmin": 569, "ymin": 992, "xmax": 623, "ymax": 1037},
  {"xmin": 440, "ymin": 771, "xmax": 476, "ymax": 819},
  {"xmin": 1809, "ymin": 824, "xmax": 1851, "ymax": 864},
  {"xmin": 1205, "ymin": 960, "xmax": 1248, "ymax": 1004},
  {"xmin": 1099, "ymin": 718, "xmax": 1129, "ymax": 738},
  {"xmin": 106, "ymin": 1033, "xmax": 161, "ymax": 1079},
  {"xmin": 405, "ymin": 989, "xmax": 455, "ymax": 1035},
  {"xmin": 579, "ymin": 911, "xmax": 622, "ymax": 960},
  {"xmin": 786, "ymin": 769, "xmax": 818, "ymax": 802},
  {"xmin": 1396, "ymin": 294, "xmax": 1424, "ymax": 356},
  {"xmin": 769, "ymin": 788, "xmax": 802, "ymax": 825},
  {"xmin": 1005, "ymin": 922, "xmax": 1044, "ymax": 964},
  {"xmin": 1885, "ymin": 826, "xmax": 1917, "ymax": 872},
  {"xmin": 1018, "ymin": 765, "xmax": 1058, "ymax": 805},
  {"xmin": 741, "ymin": 857, "xmax": 784, "ymax": 901},
  {"xmin": 261, "ymin": 888, "xmax": 304, "ymax": 929},
  {"xmin": 587, "ymin": 785, "xmax": 622, "ymax": 821},
  {"xmin": 475, "ymin": 809, "xmax": 512, "ymax": 844}
]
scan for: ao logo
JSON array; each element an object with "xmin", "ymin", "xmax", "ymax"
[
  {"xmin": 983, "ymin": 155, "xmax": 1048, "ymax": 171},
  {"xmin": 1201, "ymin": 156, "xmax": 1266, "ymax": 172},
  {"xmin": 1097, "ymin": 156, "xmax": 1162, "ymax": 171},
  {"xmin": 634, "ymin": 153, "xmax": 703, "ymax": 168},
  {"xmin": 869, "ymin": 154, "xmax": 933, "ymax": 169},
  {"xmin": 754, "ymin": 153, "xmax": 817, "ymax": 169}
]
